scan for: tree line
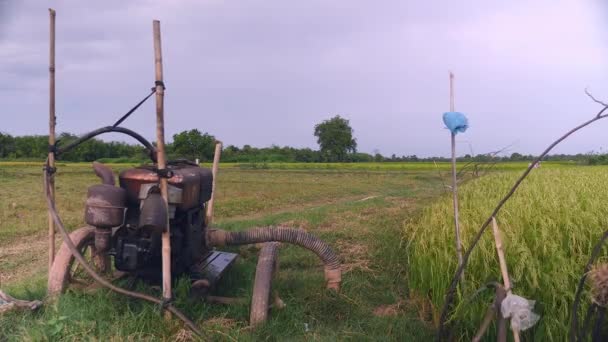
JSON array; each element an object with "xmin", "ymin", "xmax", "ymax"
[
  {"xmin": 1, "ymin": 114, "xmax": 606, "ymax": 164},
  {"xmin": 0, "ymin": 130, "xmax": 374, "ymax": 163},
  {"xmin": 0, "ymin": 130, "xmax": 601, "ymax": 164},
  {"xmin": 0, "ymin": 115, "xmax": 364, "ymax": 163}
]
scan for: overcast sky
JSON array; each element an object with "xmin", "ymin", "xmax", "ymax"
[{"xmin": 1, "ymin": 0, "xmax": 608, "ymax": 157}]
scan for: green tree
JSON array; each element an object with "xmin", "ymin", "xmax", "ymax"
[
  {"xmin": 14, "ymin": 135, "xmax": 47, "ymax": 159},
  {"xmin": 510, "ymin": 152, "xmax": 523, "ymax": 161},
  {"xmin": 0, "ymin": 132, "xmax": 15, "ymax": 158},
  {"xmin": 170, "ymin": 129, "xmax": 216, "ymax": 161},
  {"xmin": 313, "ymin": 115, "xmax": 357, "ymax": 162}
]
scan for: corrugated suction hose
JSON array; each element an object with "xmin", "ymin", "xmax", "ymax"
[{"xmin": 207, "ymin": 227, "xmax": 342, "ymax": 291}]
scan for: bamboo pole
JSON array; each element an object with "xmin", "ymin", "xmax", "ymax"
[
  {"xmin": 152, "ymin": 20, "xmax": 172, "ymax": 318},
  {"xmin": 492, "ymin": 217, "xmax": 520, "ymax": 342},
  {"xmin": 472, "ymin": 306, "xmax": 496, "ymax": 342},
  {"xmin": 205, "ymin": 141, "xmax": 222, "ymax": 225},
  {"xmin": 449, "ymin": 71, "xmax": 455, "ymax": 112},
  {"xmin": 449, "ymin": 71, "xmax": 464, "ymax": 276},
  {"xmin": 47, "ymin": 8, "xmax": 57, "ymax": 275}
]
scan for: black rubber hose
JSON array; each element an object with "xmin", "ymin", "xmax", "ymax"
[
  {"xmin": 208, "ymin": 227, "xmax": 342, "ymax": 290},
  {"xmin": 55, "ymin": 126, "xmax": 157, "ymax": 162},
  {"xmin": 43, "ymin": 168, "xmax": 203, "ymax": 337}
]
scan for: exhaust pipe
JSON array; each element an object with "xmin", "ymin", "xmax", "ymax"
[{"xmin": 93, "ymin": 161, "xmax": 115, "ymax": 185}]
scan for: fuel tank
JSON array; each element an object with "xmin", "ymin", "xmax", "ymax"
[{"xmin": 119, "ymin": 163, "xmax": 213, "ymax": 211}]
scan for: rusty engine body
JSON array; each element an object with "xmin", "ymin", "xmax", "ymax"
[{"xmin": 86, "ymin": 161, "xmax": 213, "ymax": 282}]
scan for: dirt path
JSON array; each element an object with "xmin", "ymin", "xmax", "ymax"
[{"xmin": 218, "ymin": 194, "xmax": 381, "ymax": 223}]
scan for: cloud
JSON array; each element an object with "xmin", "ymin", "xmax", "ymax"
[
  {"xmin": 445, "ymin": 1, "xmax": 608, "ymax": 72},
  {"xmin": 1, "ymin": 0, "xmax": 608, "ymax": 157}
]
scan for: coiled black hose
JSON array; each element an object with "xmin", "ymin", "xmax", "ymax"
[
  {"xmin": 207, "ymin": 227, "xmax": 342, "ymax": 290},
  {"xmin": 55, "ymin": 126, "xmax": 157, "ymax": 162}
]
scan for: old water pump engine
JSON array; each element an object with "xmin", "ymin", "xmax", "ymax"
[
  {"xmin": 86, "ymin": 161, "xmax": 213, "ymax": 280},
  {"xmin": 48, "ymin": 158, "xmax": 341, "ymax": 327}
]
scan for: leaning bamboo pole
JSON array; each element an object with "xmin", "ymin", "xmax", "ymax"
[
  {"xmin": 152, "ymin": 20, "xmax": 172, "ymax": 318},
  {"xmin": 47, "ymin": 8, "xmax": 57, "ymax": 275},
  {"xmin": 206, "ymin": 141, "xmax": 222, "ymax": 225},
  {"xmin": 492, "ymin": 217, "xmax": 520, "ymax": 342},
  {"xmin": 449, "ymin": 71, "xmax": 464, "ymax": 276}
]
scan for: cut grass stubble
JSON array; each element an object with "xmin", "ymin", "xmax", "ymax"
[{"xmin": 1, "ymin": 164, "xmax": 442, "ymax": 341}]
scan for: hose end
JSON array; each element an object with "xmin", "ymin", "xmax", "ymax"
[
  {"xmin": 324, "ymin": 267, "xmax": 342, "ymax": 292},
  {"xmin": 206, "ymin": 228, "xmax": 227, "ymax": 247}
]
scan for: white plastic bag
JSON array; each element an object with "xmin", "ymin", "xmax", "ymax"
[{"xmin": 501, "ymin": 294, "xmax": 540, "ymax": 331}]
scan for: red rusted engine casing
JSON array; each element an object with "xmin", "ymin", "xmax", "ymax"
[{"xmin": 119, "ymin": 164, "xmax": 213, "ymax": 210}]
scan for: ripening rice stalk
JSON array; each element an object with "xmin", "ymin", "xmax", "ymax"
[{"xmin": 405, "ymin": 167, "xmax": 608, "ymax": 340}]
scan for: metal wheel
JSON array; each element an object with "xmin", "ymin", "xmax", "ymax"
[
  {"xmin": 48, "ymin": 226, "xmax": 105, "ymax": 296},
  {"xmin": 250, "ymin": 242, "xmax": 280, "ymax": 326}
]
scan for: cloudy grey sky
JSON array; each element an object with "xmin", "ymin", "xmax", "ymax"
[{"xmin": 1, "ymin": 0, "xmax": 607, "ymax": 157}]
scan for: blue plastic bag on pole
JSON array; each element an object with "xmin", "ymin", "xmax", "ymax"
[{"xmin": 443, "ymin": 112, "xmax": 469, "ymax": 134}]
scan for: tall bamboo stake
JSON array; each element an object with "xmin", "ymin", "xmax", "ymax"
[
  {"xmin": 492, "ymin": 217, "xmax": 520, "ymax": 342},
  {"xmin": 449, "ymin": 71, "xmax": 464, "ymax": 276},
  {"xmin": 153, "ymin": 20, "xmax": 172, "ymax": 318},
  {"xmin": 450, "ymin": 71, "xmax": 455, "ymax": 112},
  {"xmin": 206, "ymin": 141, "xmax": 222, "ymax": 225},
  {"xmin": 47, "ymin": 8, "xmax": 57, "ymax": 275}
]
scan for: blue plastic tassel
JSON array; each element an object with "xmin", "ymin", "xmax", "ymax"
[{"xmin": 443, "ymin": 111, "xmax": 469, "ymax": 134}]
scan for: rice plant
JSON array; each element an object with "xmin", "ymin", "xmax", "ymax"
[{"xmin": 406, "ymin": 167, "xmax": 608, "ymax": 340}]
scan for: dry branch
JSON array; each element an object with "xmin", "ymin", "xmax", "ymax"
[{"xmin": 586, "ymin": 88, "xmax": 608, "ymax": 110}]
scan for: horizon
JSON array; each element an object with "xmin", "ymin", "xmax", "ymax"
[
  {"xmin": 2, "ymin": 1, "xmax": 608, "ymax": 158},
  {"xmin": 2, "ymin": 128, "xmax": 605, "ymax": 160}
]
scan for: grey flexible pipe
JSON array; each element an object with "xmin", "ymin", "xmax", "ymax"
[
  {"xmin": 207, "ymin": 227, "xmax": 342, "ymax": 290},
  {"xmin": 43, "ymin": 168, "xmax": 203, "ymax": 337}
]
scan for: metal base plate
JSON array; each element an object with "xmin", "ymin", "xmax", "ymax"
[{"xmin": 190, "ymin": 251, "xmax": 238, "ymax": 289}]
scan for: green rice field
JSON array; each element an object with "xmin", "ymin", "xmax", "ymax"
[{"xmin": 407, "ymin": 166, "xmax": 608, "ymax": 340}]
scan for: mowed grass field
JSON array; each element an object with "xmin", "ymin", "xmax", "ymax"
[
  {"xmin": 1, "ymin": 161, "xmax": 603, "ymax": 341},
  {"xmin": 0, "ymin": 162, "xmax": 444, "ymax": 341}
]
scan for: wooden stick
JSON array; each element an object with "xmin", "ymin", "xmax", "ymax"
[
  {"xmin": 153, "ymin": 20, "xmax": 172, "ymax": 319},
  {"xmin": 449, "ymin": 71, "xmax": 464, "ymax": 277},
  {"xmin": 492, "ymin": 217, "xmax": 520, "ymax": 342},
  {"xmin": 206, "ymin": 295, "xmax": 246, "ymax": 305},
  {"xmin": 47, "ymin": 8, "xmax": 57, "ymax": 275},
  {"xmin": 451, "ymin": 133, "xmax": 463, "ymax": 270},
  {"xmin": 206, "ymin": 141, "xmax": 222, "ymax": 225},
  {"xmin": 472, "ymin": 305, "xmax": 496, "ymax": 342}
]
